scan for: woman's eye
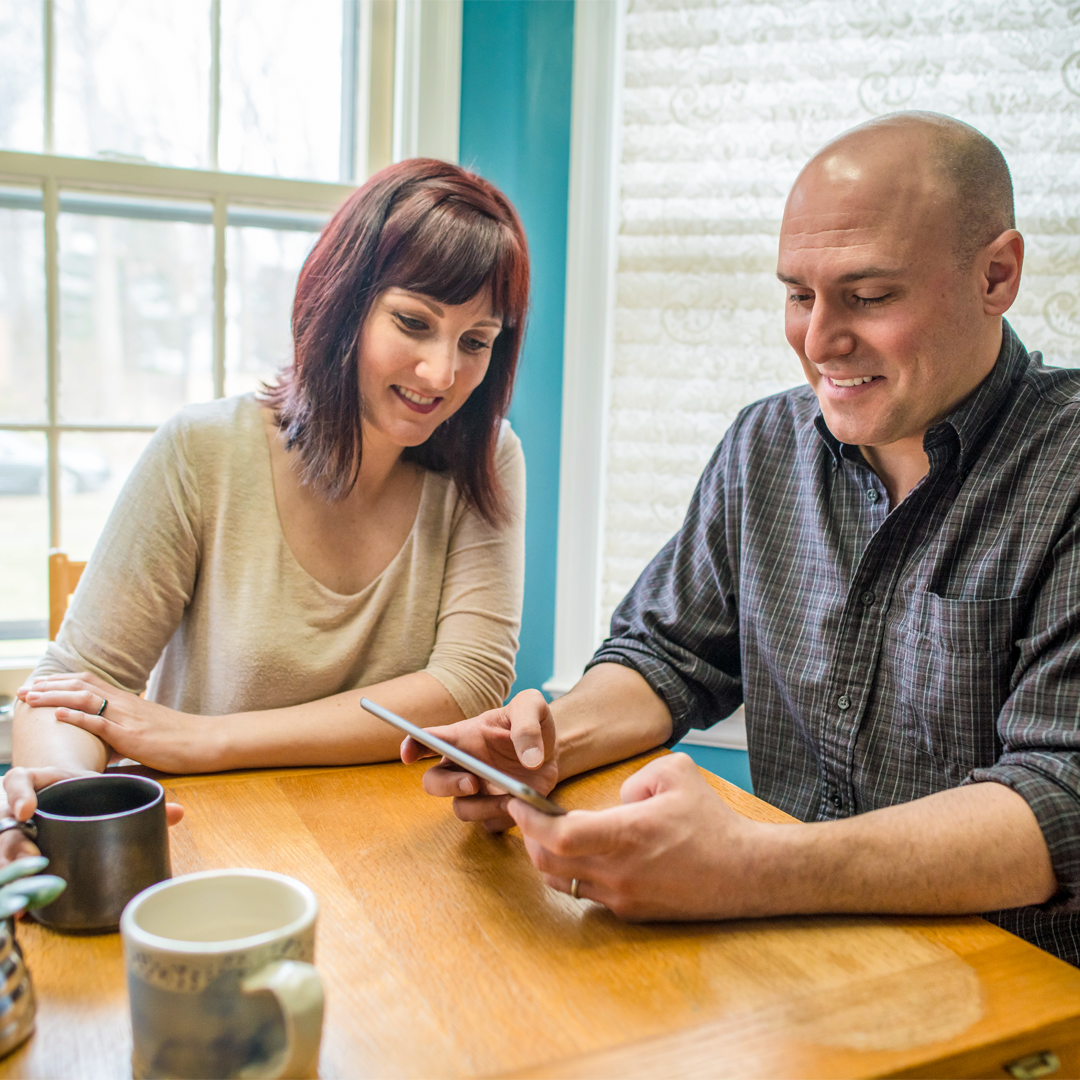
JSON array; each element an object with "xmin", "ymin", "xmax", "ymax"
[
  {"xmin": 461, "ymin": 336, "xmax": 492, "ymax": 353},
  {"xmin": 395, "ymin": 313, "xmax": 428, "ymax": 332}
]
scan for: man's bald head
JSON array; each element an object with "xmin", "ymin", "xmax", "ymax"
[
  {"xmin": 777, "ymin": 111, "xmax": 1024, "ymax": 473},
  {"xmin": 802, "ymin": 112, "xmax": 1015, "ymax": 266}
]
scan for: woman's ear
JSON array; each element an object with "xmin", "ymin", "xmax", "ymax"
[{"xmin": 980, "ymin": 229, "xmax": 1024, "ymax": 316}]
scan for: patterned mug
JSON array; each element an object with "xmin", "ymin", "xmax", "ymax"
[{"xmin": 120, "ymin": 869, "xmax": 324, "ymax": 1080}]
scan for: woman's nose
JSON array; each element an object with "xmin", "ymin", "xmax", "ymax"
[{"xmin": 414, "ymin": 339, "xmax": 457, "ymax": 391}]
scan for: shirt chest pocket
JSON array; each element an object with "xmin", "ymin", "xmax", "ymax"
[{"xmin": 891, "ymin": 592, "xmax": 1025, "ymax": 779}]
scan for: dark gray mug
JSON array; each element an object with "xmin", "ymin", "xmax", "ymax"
[{"xmin": 21, "ymin": 774, "xmax": 171, "ymax": 933}]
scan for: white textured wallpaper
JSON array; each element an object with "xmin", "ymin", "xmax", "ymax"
[{"xmin": 602, "ymin": 0, "xmax": 1080, "ymax": 631}]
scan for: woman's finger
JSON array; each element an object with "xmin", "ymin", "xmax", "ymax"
[
  {"xmin": 0, "ymin": 829, "xmax": 39, "ymax": 866},
  {"xmin": 54, "ymin": 708, "xmax": 112, "ymax": 740},
  {"xmin": 25, "ymin": 689, "xmax": 107, "ymax": 715},
  {"xmin": 165, "ymin": 802, "xmax": 184, "ymax": 826}
]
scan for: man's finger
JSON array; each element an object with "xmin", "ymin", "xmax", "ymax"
[
  {"xmin": 507, "ymin": 801, "xmax": 625, "ymax": 859},
  {"xmin": 422, "ymin": 763, "xmax": 481, "ymax": 798},
  {"xmin": 400, "ymin": 735, "xmax": 439, "ymax": 764},
  {"xmin": 505, "ymin": 690, "xmax": 550, "ymax": 770},
  {"xmin": 451, "ymin": 793, "xmax": 510, "ymax": 823},
  {"xmin": 619, "ymin": 752, "xmax": 698, "ymax": 804}
]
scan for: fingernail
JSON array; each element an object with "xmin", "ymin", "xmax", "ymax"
[
  {"xmin": 521, "ymin": 747, "xmax": 543, "ymax": 768},
  {"xmin": 458, "ymin": 777, "xmax": 473, "ymax": 794},
  {"xmin": 12, "ymin": 801, "xmax": 25, "ymax": 819}
]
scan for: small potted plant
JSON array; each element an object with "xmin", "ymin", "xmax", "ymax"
[{"xmin": 0, "ymin": 856, "xmax": 66, "ymax": 1059}]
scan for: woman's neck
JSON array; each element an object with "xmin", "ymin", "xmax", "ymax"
[{"xmin": 354, "ymin": 428, "xmax": 409, "ymax": 503}]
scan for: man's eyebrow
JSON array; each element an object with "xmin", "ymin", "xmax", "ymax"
[{"xmin": 776, "ymin": 267, "xmax": 904, "ymax": 285}]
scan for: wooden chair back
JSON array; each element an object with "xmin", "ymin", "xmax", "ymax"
[{"xmin": 48, "ymin": 550, "xmax": 87, "ymax": 641}]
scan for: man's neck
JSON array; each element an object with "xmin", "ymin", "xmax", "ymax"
[{"xmin": 859, "ymin": 436, "xmax": 930, "ymax": 508}]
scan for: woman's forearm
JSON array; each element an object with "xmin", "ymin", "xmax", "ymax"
[
  {"xmin": 211, "ymin": 670, "xmax": 465, "ymax": 771},
  {"xmin": 13, "ymin": 701, "xmax": 110, "ymax": 772}
]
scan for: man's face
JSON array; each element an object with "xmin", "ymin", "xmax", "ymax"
[{"xmin": 777, "ymin": 144, "xmax": 989, "ymax": 451}]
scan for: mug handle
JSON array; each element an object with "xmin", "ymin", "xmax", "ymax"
[{"xmin": 238, "ymin": 960, "xmax": 324, "ymax": 1080}]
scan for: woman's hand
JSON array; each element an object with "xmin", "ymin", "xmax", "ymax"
[
  {"xmin": 18, "ymin": 672, "xmax": 218, "ymax": 775},
  {"xmin": 1, "ymin": 765, "xmax": 185, "ymax": 869}
]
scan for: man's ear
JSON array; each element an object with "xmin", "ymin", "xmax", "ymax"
[{"xmin": 980, "ymin": 229, "xmax": 1024, "ymax": 317}]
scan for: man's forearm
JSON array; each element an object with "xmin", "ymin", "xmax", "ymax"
[
  {"xmin": 551, "ymin": 663, "xmax": 674, "ymax": 782},
  {"xmin": 750, "ymin": 781, "xmax": 1057, "ymax": 916}
]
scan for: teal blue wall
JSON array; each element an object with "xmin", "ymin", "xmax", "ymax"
[{"xmin": 459, "ymin": 0, "xmax": 574, "ymax": 696}]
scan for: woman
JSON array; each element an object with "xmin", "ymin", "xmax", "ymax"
[{"xmin": 6, "ymin": 159, "xmax": 529, "ymax": 831}]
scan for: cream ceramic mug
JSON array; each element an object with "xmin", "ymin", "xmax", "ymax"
[{"xmin": 120, "ymin": 869, "xmax": 324, "ymax": 1080}]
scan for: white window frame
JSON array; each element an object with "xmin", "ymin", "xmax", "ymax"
[
  {"xmin": 545, "ymin": 0, "xmax": 746, "ymax": 750},
  {"xmin": 0, "ymin": 0, "xmax": 461, "ymax": 644},
  {"xmin": 545, "ymin": 0, "xmax": 625, "ymax": 698}
]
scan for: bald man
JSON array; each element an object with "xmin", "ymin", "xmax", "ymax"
[{"xmin": 407, "ymin": 113, "xmax": 1080, "ymax": 966}]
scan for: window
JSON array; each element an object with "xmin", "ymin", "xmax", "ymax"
[
  {"xmin": 552, "ymin": 0, "xmax": 1080, "ymax": 710},
  {"xmin": 606, "ymin": 0, "xmax": 1080, "ymax": 631},
  {"xmin": 0, "ymin": 0, "xmax": 398, "ymax": 660}
]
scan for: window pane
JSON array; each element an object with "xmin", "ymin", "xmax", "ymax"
[
  {"xmin": 219, "ymin": 0, "xmax": 343, "ymax": 181},
  {"xmin": 60, "ymin": 431, "xmax": 153, "ymax": 562},
  {"xmin": 0, "ymin": 430, "xmax": 48, "ymax": 650},
  {"xmin": 0, "ymin": 204, "xmax": 46, "ymax": 423},
  {"xmin": 225, "ymin": 226, "xmax": 316, "ymax": 397},
  {"xmin": 58, "ymin": 212, "xmax": 213, "ymax": 424},
  {"xmin": 54, "ymin": 0, "xmax": 210, "ymax": 168},
  {"xmin": 0, "ymin": 0, "xmax": 43, "ymax": 153}
]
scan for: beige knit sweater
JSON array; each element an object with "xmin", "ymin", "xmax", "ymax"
[{"xmin": 38, "ymin": 395, "xmax": 525, "ymax": 719}]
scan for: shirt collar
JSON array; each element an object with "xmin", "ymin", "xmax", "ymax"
[{"xmin": 812, "ymin": 320, "xmax": 1031, "ymax": 475}]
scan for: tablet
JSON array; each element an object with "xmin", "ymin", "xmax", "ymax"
[{"xmin": 360, "ymin": 697, "xmax": 567, "ymax": 816}]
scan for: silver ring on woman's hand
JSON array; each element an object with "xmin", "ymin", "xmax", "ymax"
[
  {"xmin": 570, "ymin": 878, "xmax": 581, "ymax": 900},
  {"xmin": 96, "ymin": 697, "xmax": 108, "ymax": 716}
]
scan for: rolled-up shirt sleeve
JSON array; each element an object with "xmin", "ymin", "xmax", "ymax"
[
  {"xmin": 966, "ymin": 511, "xmax": 1080, "ymax": 913},
  {"xmin": 587, "ymin": 434, "xmax": 743, "ymax": 744}
]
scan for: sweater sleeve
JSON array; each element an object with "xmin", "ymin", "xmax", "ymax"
[
  {"xmin": 423, "ymin": 423, "xmax": 525, "ymax": 717},
  {"xmin": 34, "ymin": 413, "xmax": 202, "ymax": 695}
]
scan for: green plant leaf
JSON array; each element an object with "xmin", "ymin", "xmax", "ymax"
[
  {"xmin": 0, "ymin": 876, "xmax": 65, "ymax": 911},
  {"xmin": 0, "ymin": 892, "xmax": 29, "ymax": 919},
  {"xmin": 0, "ymin": 856, "xmax": 48, "ymax": 887}
]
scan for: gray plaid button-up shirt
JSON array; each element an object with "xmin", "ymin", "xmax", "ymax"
[{"xmin": 589, "ymin": 322, "xmax": 1080, "ymax": 965}]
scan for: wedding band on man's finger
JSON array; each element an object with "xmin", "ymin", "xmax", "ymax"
[
  {"xmin": 95, "ymin": 697, "xmax": 108, "ymax": 717},
  {"xmin": 570, "ymin": 877, "xmax": 581, "ymax": 900}
]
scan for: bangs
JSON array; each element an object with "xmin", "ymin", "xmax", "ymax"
[{"xmin": 377, "ymin": 198, "xmax": 522, "ymax": 325}]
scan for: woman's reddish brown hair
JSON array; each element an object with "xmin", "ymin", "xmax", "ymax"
[{"xmin": 262, "ymin": 158, "xmax": 530, "ymax": 524}]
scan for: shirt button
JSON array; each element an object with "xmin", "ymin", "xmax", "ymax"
[
  {"xmin": 861, "ymin": 590, "xmax": 875, "ymax": 606},
  {"xmin": 837, "ymin": 694, "xmax": 851, "ymax": 711},
  {"xmin": 830, "ymin": 792, "xmax": 843, "ymax": 808},
  {"xmin": 865, "ymin": 488, "xmax": 880, "ymax": 503}
]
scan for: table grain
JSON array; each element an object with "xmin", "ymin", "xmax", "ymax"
[{"xmin": 2, "ymin": 752, "xmax": 1079, "ymax": 1079}]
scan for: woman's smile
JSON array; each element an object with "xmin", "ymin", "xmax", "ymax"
[{"xmin": 393, "ymin": 385, "xmax": 443, "ymax": 414}]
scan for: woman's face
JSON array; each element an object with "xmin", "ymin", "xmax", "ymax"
[{"xmin": 358, "ymin": 287, "xmax": 502, "ymax": 450}]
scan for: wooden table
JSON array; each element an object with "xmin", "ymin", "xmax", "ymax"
[{"xmin": 2, "ymin": 753, "xmax": 1079, "ymax": 1079}]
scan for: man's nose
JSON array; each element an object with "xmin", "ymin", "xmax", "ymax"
[{"xmin": 803, "ymin": 298, "xmax": 856, "ymax": 364}]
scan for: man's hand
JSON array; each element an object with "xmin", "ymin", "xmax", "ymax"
[
  {"xmin": 402, "ymin": 689, "xmax": 559, "ymax": 831},
  {"xmin": 19, "ymin": 672, "xmax": 217, "ymax": 774},
  {"xmin": 507, "ymin": 752, "xmax": 769, "ymax": 920}
]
